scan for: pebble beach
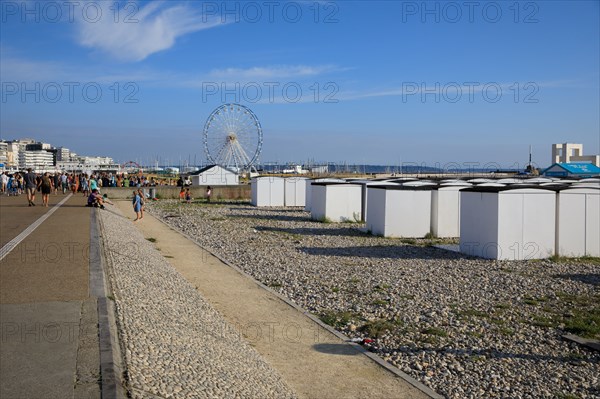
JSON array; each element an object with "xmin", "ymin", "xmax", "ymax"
[
  {"xmin": 147, "ymin": 200, "xmax": 600, "ymax": 399},
  {"xmin": 99, "ymin": 204, "xmax": 298, "ymax": 399}
]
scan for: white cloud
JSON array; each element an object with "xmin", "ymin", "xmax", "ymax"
[
  {"xmin": 208, "ymin": 65, "xmax": 342, "ymax": 80},
  {"xmin": 75, "ymin": 1, "xmax": 225, "ymax": 62}
]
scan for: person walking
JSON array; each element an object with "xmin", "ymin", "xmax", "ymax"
[
  {"xmin": 1, "ymin": 172, "xmax": 8, "ymax": 194},
  {"xmin": 81, "ymin": 174, "xmax": 89, "ymax": 196},
  {"xmin": 40, "ymin": 172, "xmax": 53, "ymax": 207},
  {"xmin": 16, "ymin": 173, "xmax": 24, "ymax": 195},
  {"xmin": 137, "ymin": 188, "xmax": 146, "ymax": 219},
  {"xmin": 24, "ymin": 168, "xmax": 37, "ymax": 206},
  {"xmin": 61, "ymin": 173, "xmax": 68, "ymax": 194},
  {"xmin": 71, "ymin": 173, "xmax": 79, "ymax": 194},
  {"xmin": 206, "ymin": 186, "xmax": 212, "ymax": 203},
  {"xmin": 7, "ymin": 174, "xmax": 16, "ymax": 196},
  {"xmin": 132, "ymin": 190, "xmax": 142, "ymax": 221},
  {"xmin": 53, "ymin": 172, "xmax": 60, "ymax": 195}
]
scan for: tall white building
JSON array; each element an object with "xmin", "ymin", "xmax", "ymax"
[
  {"xmin": 0, "ymin": 142, "xmax": 8, "ymax": 167},
  {"xmin": 19, "ymin": 150, "xmax": 54, "ymax": 170},
  {"xmin": 552, "ymin": 143, "xmax": 600, "ymax": 167}
]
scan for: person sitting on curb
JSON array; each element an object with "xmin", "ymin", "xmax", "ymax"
[{"xmin": 87, "ymin": 189, "xmax": 112, "ymax": 209}]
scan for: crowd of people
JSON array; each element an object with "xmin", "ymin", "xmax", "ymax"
[{"xmin": 2, "ymin": 170, "xmax": 212, "ymax": 220}]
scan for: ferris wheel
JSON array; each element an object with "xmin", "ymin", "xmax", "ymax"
[{"xmin": 203, "ymin": 104, "xmax": 263, "ymax": 170}]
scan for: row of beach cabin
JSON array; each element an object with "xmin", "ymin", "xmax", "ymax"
[{"xmin": 250, "ymin": 176, "xmax": 599, "ymax": 260}]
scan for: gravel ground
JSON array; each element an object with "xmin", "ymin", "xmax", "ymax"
[
  {"xmin": 148, "ymin": 200, "xmax": 600, "ymax": 399},
  {"xmin": 99, "ymin": 205, "xmax": 298, "ymax": 399}
]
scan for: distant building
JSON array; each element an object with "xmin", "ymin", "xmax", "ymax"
[
  {"xmin": 552, "ymin": 143, "xmax": 599, "ymax": 167},
  {"xmin": 190, "ymin": 165, "xmax": 239, "ymax": 186},
  {"xmin": 19, "ymin": 150, "xmax": 54, "ymax": 170},
  {"xmin": 0, "ymin": 142, "xmax": 7, "ymax": 168},
  {"xmin": 25, "ymin": 142, "xmax": 51, "ymax": 151},
  {"xmin": 542, "ymin": 162, "xmax": 600, "ymax": 178},
  {"xmin": 57, "ymin": 156, "xmax": 119, "ymax": 173},
  {"xmin": 56, "ymin": 147, "xmax": 70, "ymax": 161}
]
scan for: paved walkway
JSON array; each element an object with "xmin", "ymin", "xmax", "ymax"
[
  {"xmin": 0, "ymin": 193, "xmax": 102, "ymax": 399},
  {"xmin": 0, "ymin": 191, "xmax": 436, "ymax": 399},
  {"xmin": 117, "ymin": 200, "xmax": 435, "ymax": 399}
]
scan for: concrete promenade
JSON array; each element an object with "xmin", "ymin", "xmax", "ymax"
[{"xmin": 0, "ymin": 193, "xmax": 106, "ymax": 399}]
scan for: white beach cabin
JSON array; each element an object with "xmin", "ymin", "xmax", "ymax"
[
  {"xmin": 304, "ymin": 178, "xmax": 346, "ymax": 211},
  {"xmin": 250, "ymin": 176, "xmax": 285, "ymax": 207},
  {"xmin": 430, "ymin": 182, "xmax": 472, "ymax": 238},
  {"xmin": 310, "ymin": 182, "xmax": 362, "ymax": 222},
  {"xmin": 284, "ymin": 177, "xmax": 308, "ymax": 207},
  {"xmin": 556, "ymin": 187, "xmax": 600, "ymax": 257},
  {"xmin": 459, "ymin": 186, "xmax": 556, "ymax": 260},
  {"xmin": 366, "ymin": 185, "xmax": 433, "ymax": 238}
]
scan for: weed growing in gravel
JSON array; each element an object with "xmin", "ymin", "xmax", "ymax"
[
  {"xmin": 421, "ymin": 327, "xmax": 448, "ymax": 337},
  {"xmin": 466, "ymin": 331, "xmax": 483, "ymax": 338},
  {"xmin": 497, "ymin": 326, "xmax": 515, "ymax": 336},
  {"xmin": 564, "ymin": 307, "xmax": 600, "ymax": 338},
  {"xmin": 548, "ymin": 255, "xmax": 600, "ymax": 265},
  {"xmin": 458, "ymin": 308, "xmax": 489, "ymax": 319},
  {"xmin": 374, "ymin": 284, "xmax": 392, "ymax": 291},
  {"xmin": 523, "ymin": 296, "xmax": 549, "ymax": 306},
  {"xmin": 400, "ymin": 238, "xmax": 417, "ymax": 245},
  {"xmin": 320, "ymin": 311, "xmax": 361, "ymax": 329},
  {"xmin": 530, "ymin": 315, "xmax": 556, "ymax": 328},
  {"xmin": 360, "ymin": 319, "xmax": 395, "ymax": 338},
  {"xmin": 554, "ymin": 393, "xmax": 581, "ymax": 399}
]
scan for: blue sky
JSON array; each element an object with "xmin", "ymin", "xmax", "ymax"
[{"xmin": 1, "ymin": 0, "xmax": 598, "ymax": 168}]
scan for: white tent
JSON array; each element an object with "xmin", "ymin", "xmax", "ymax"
[
  {"xmin": 304, "ymin": 178, "xmax": 345, "ymax": 211},
  {"xmin": 310, "ymin": 183, "xmax": 362, "ymax": 222},
  {"xmin": 556, "ymin": 187, "xmax": 600, "ymax": 257},
  {"xmin": 191, "ymin": 165, "xmax": 239, "ymax": 186},
  {"xmin": 366, "ymin": 185, "xmax": 433, "ymax": 238},
  {"xmin": 284, "ymin": 177, "xmax": 308, "ymax": 207},
  {"xmin": 459, "ymin": 187, "xmax": 556, "ymax": 260},
  {"xmin": 431, "ymin": 182, "xmax": 472, "ymax": 238},
  {"xmin": 251, "ymin": 176, "xmax": 285, "ymax": 207}
]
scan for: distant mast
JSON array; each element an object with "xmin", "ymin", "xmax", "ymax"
[{"xmin": 526, "ymin": 145, "xmax": 533, "ymax": 173}]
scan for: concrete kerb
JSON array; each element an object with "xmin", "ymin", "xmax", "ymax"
[
  {"xmin": 90, "ymin": 209, "xmax": 128, "ymax": 398},
  {"xmin": 149, "ymin": 211, "xmax": 443, "ymax": 399}
]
